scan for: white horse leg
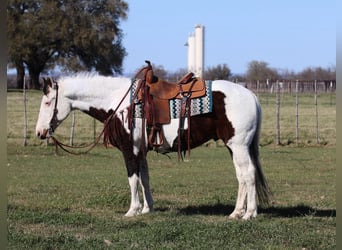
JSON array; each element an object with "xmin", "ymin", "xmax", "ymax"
[
  {"xmin": 139, "ymin": 159, "xmax": 154, "ymax": 214},
  {"xmin": 229, "ymin": 147, "xmax": 247, "ymax": 219},
  {"xmin": 242, "ymin": 163, "xmax": 257, "ymax": 220},
  {"xmin": 229, "ymin": 172, "xmax": 247, "ymax": 219},
  {"xmin": 125, "ymin": 173, "xmax": 142, "ymax": 217},
  {"xmin": 229, "ymin": 145, "xmax": 257, "ymax": 220}
]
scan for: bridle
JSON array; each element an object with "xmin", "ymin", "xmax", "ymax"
[
  {"xmin": 47, "ymin": 76, "xmax": 138, "ymax": 155},
  {"xmin": 48, "ymin": 79, "xmax": 59, "ymax": 137}
]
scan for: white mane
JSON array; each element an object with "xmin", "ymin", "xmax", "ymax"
[
  {"xmin": 58, "ymin": 71, "xmax": 100, "ymax": 80},
  {"xmin": 58, "ymin": 73, "xmax": 131, "ymax": 93},
  {"xmin": 56, "ymin": 73, "xmax": 133, "ymax": 112},
  {"xmin": 58, "ymin": 73, "xmax": 131, "ymax": 87}
]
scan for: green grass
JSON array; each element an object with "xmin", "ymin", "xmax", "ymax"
[{"xmin": 7, "ymin": 144, "xmax": 336, "ymax": 249}]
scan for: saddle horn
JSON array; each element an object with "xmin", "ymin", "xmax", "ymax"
[{"xmin": 134, "ymin": 60, "xmax": 154, "ymax": 81}]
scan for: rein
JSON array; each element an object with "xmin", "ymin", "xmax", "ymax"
[{"xmin": 49, "ymin": 77, "xmax": 135, "ymax": 155}]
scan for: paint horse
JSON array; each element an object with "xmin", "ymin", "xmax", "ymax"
[{"xmin": 35, "ymin": 69, "xmax": 271, "ymax": 220}]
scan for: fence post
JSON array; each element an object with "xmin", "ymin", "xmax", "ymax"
[
  {"xmin": 276, "ymin": 80, "xmax": 281, "ymax": 145},
  {"xmin": 330, "ymin": 81, "xmax": 333, "ymax": 106},
  {"xmin": 256, "ymin": 80, "xmax": 259, "ymax": 96},
  {"xmin": 23, "ymin": 76, "xmax": 27, "ymax": 146},
  {"xmin": 266, "ymin": 79, "xmax": 269, "ymax": 105},
  {"xmin": 93, "ymin": 118, "xmax": 96, "ymax": 143},
  {"xmin": 314, "ymin": 80, "xmax": 319, "ymax": 144},
  {"xmin": 69, "ymin": 111, "xmax": 75, "ymax": 146},
  {"xmin": 295, "ymin": 80, "xmax": 299, "ymax": 145}
]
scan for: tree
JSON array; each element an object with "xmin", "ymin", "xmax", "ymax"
[
  {"xmin": 7, "ymin": 0, "xmax": 128, "ymax": 89},
  {"xmin": 204, "ymin": 64, "xmax": 231, "ymax": 80},
  {"xmin": 168, "ymin": 68, "xmax": 188, "ymax": 82},
  {"xmin": 134, "ymin": 63, "xmax": 168, "ymax": 80},
  {"xmin": 298, "ymin": 66, "xmax": 336, "ymax": 81},
  {"xmin": 278, "ymin": 68, "xmax": 297, "ymax": 81},
  {"xmin": 246, "ymin": 60, "xmax": 278, "ymax": 83},
  {"xmin": 150, "ymin": 64, "xmax": 168, "ymax": 80}
]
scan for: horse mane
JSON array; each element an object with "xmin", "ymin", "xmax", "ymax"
[
  {"xmin": 56, "ymin": 73, "xmax": 131, "ymax": 93},
  {"xmin": 57, "ymin": 72, "xmax": 101, "ymax": 82}
]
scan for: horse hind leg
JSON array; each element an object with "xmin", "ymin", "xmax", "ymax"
[{"xmin": 228, "ymin": 145, "xmax": 257, "ymax": 220}]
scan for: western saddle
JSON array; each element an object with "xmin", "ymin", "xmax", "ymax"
[{"xmin": 131, "ymin": 61, "xmax": 207, "ymax": 158}]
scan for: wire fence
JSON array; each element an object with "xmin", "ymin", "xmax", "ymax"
[
  {"xmin": 7, "ymin": 80, "xmax": 336, "ymax": 147},
  {"xmin": 244, "ymin": 79, "xmax": 336, "ymax": 94},
  {"xmin": 256, "ymin": 81, "xmax": 335, "ymax": 146}
]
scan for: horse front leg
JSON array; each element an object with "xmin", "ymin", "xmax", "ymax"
[
  {"xmin": 123, "ymin": 153, "xmax": 154, "ymax": 216},
  {"xmin": 122, "ymin": 155, "xmax": 142, "ymax": 217},
  {"xmin": 125, "ymin": 173, "xmax": 142, "ymax": 217},
  {"xmin": 138, "ymin": 155, "xmax": 154, "ymax": 214}
]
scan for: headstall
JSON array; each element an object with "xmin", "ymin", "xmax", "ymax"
[{"xmin": 48, "ymin": 79, "xmax": 59, "ymax": 137}]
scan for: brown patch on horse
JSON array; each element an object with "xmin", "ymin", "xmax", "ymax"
[
  {"xmin": 103, "ymin": 115, "xmax": 127, "ymax": 149},
  {"xmin": 83, "ymin": 106, "xmax": 141, "ymax": 177},
  {"xmin": 103, "ymin": 114, "xmax": 142, "ymax": 177},
  {"xmin": 82, "ymin": 107, "xmax": 133, "ymax": 151},
  {"xmin": 83, "ymin": 107, "xmax": 114, "ymax": 123},
  {"xmin": 172, "ymin": 91, "xmax": 234, "ymax": 151}
]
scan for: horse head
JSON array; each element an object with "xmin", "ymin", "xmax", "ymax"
[{"xmin": 35, "ymin": 77, "xmax": 71, "ymax": 139}]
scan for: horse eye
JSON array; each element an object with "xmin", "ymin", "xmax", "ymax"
[{"xmin": 45, "ymin": 101, "xmax": 51, "ymax": 106}]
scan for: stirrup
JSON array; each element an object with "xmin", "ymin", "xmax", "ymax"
[{"xmin": 148, "ymin": 125, "xmax": 164, "ymax": 147}]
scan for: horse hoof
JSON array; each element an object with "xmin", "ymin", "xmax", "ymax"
[
  {"xmin": 141, "ymin": 207, "xmax": 154, "ymax": 214},
  {"xmin": 228, "ymin": 215, "xmax": 239, "ymax": 220},
  {"xmin": 228, "ymin": 210, "xmax": 245, "ymax": 219},
  {"xmin": 124, "ymin": 209, "xmax": 141, "ymax": 217},
  {"xmin": 242, "ymin": 211, "xmax": 257, "ymax": 220}
]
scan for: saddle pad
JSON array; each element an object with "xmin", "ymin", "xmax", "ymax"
[{"xmin": 130, "ymin": 79, "xmax": 213, "ymax": 119}]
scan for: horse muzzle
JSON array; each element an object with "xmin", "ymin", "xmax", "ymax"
[{"xmin": 36, "ymin": 129, "xmax": 50, "ymax": 140}]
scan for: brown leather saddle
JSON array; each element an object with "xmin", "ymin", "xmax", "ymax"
[
  {"xmin": 131, "ymin": 61, "xmax": 207, "ymax": 156},
  {"xmin": 145, "ymin": 69, "xmax": 206, "ymax": 125}
]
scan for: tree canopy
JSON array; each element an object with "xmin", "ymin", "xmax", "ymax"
[
  {"xmin": 204, "ymin": 64, "xmax": 231, "ymax": 80},
  {"xmin": 246, "ymin": 60, "xmax": 279, "ymax": 83},
  {"xmin": 8, "ymin": 0, "xmax": 128, "ymax": 89}
]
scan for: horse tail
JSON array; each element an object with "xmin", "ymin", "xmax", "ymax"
[{"xmin": 250, "ymin": 98, "xmax": 272, "ymax": 205}]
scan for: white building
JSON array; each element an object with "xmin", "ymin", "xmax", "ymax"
[{"xmin": 185, "ymin": 25, "xmax": 205, "ymax": 78}]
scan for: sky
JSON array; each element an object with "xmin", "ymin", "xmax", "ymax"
[{"xmin": 120, "ymin": 0, "xmax": 336, "ymax": 75}]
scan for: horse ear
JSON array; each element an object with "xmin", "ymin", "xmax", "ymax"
[{"xmin": 42, "ymin": 77, "xmax": 53, "ymax": 95}]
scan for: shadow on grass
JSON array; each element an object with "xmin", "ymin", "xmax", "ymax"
[{"xmin": 176, "ymin": 203, "xmax": 336, "ymax": 218}]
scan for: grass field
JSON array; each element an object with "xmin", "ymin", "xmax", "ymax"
[
  {"xmin": 7, "ymin": 144, "xmax": 335, "ymax": 249},
  {"xmin": 7, "ymin": 89, "xmax": 336, "ymax": 249}
]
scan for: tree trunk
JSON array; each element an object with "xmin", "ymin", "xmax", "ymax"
[
  {"xmin": 28, "ymin": 70, "xmax": 41, "ymax": 90},
  {"xmin": 27, "ymin": 62, "xmax": 43, "ymax": 90},
  {"xmin": 15, "ymin": 60, "xmax": 25, "ymax": 89}
]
